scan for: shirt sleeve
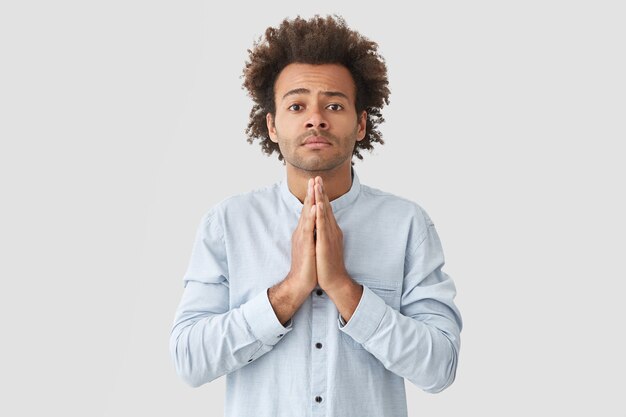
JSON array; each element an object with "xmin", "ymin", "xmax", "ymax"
[
  {"xmin": 169, "ymin": 209, "xmax": 293, "ymax": 388},
  {"xmin": 338, "ymin": 211, "xmax": 462, "ymax": 393}
]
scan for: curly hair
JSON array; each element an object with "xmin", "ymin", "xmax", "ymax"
[{"xmin": 242, "ymin": 14, "xmax": 390, "ymax": 164}]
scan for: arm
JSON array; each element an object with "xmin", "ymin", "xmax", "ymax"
[
  {"xmin": 169, "ymin": 211, "xmax": 295, "ymax": 388},
  {"xmin": 339, "ymin": 221, "xmax": 462, "ymax": 393},
  {"xmin": 267, "ymin": 177, "xmax": 320, "ymax": 325},
  {"xmin": 170, "ymin": 179, "xmax": 319, "ymax": 388},
  {"xmin": 311, "ymin": 177, "xmax": 461, "ymax": 392}
]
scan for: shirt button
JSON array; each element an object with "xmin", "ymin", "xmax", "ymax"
[
  {"xmin": 315, "ymin": 396, "xmax": 323, "ymax": 403},
  {"xmin": 316, "ymin": 289, "xmax": 323, "ymax": 296},
  {"xmin": 248, "ymin": 359, "xmax": 252, "ymax": 362},
  {"xmin": 315, "ymin": 342, "xmax": 323, "ymax": 349},
  {"xmin": 278, "ymin": 334, "xmax": 283, "ymax": 338}
]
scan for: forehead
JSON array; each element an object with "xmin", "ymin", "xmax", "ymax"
[{"xmin": 274, "ymin": 63, "xmax": 356, "ymax": 102}]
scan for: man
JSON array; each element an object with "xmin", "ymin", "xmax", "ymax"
[{"xmin": 170, "ymin": 14, "xmax": 462, "ymax": 417}]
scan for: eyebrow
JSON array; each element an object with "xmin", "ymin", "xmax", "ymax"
[{"xmin": 281, "ymin": 88, "xmax": 350, "ymax": 102}]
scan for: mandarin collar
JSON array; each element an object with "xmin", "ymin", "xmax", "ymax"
[{"xmin": 280, "ymin": 168, "xmax": 361, "ymax": 214}]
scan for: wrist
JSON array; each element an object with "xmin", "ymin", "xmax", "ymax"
[
  {"xmin": 321, "ymin": 273, "xmax": 354, "ymax": 296},
  {"xmin": 285, "ymin": 273, "xmax": 316, "ymax": 297}
]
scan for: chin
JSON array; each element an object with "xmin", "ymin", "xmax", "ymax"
[{"xmin": 292, "ymin": 159, "xmax": 347, "ymax": 173}]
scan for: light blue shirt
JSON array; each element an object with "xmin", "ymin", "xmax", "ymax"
[{"xmin": 170, "ymin": 169, "xmax": 462, "ymax": 417}]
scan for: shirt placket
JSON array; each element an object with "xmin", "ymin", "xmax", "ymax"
[{"xmin": 310, "ymin": 286, "xmax": 327, "ymax": 415}]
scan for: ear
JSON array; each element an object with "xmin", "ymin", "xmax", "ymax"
[
  {"xmin": 266, "ymin": 113, "xmax": 278, "ymax": 143},
  {"xmin": 356, "ymin": 110, "xmax": 367, "ymax": 141}
]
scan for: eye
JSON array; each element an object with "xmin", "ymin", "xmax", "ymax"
[
  {"xmin": 288, "ymin": 103, "xmax": 303, "ymax": 111},
  {"xmin": 327, "ymin": 103, "xmax": 344, "ymax": 111}
]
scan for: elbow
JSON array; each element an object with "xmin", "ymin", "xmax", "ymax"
[
  {"xmin": 180, "ymin": 373, "xmax": 205, "ymax": 389},
  {"xmin": 170, "ymin": 344, "xmax": 203, "ymax": 388},
  {"xmin": 423, "ymin": 367, "xmax": 457, "ymax": 394},
  {"xmin": 406, "ymin": 328, "xmax": 459, "ymax": 394},
  {"xmin": 174, "ymin": 354, "xmax": 206, "ymax": 389},
  {"xmin": 422, "ymin": 339, "xmax": 459, "ymax": 394},
  {"xmin": 174, "ymin": 366, "xmax": 204, "ymax": 388},
  {"xmin": 171, "ymin": 346, "xmax": 209, "ymax": 388},
  {"xmin": 169, "ymin": 328, "xmax": 211, "ymax": 388},
  {"xmin": 419, "ymin": 360, "xmax": 458, "ymax": 394}
]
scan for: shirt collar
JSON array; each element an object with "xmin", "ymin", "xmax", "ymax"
[{"xmin": 279, "ymin": 168, "xmax": 361, "ymax": 214}]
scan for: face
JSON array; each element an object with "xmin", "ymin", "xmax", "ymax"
[{"xmin": 266, "ymin": 63, "xmax": 366, "ymax": 173}]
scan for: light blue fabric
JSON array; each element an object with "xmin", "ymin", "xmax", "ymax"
[{"xmin": 170, "ymin": 169, "xmax": 462, "ymax": 417}]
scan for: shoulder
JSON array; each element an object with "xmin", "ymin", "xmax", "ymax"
[
  {"xmin": 357, "ymin": 182, "xmax": 437, "ymax": 254},
  {"xmin": 359, "ymin": 183, "xmax": 434, "ymax": 227},
  {"xmin": 201, "ymin": 181, "xmax": 281, "ymax": 224}
]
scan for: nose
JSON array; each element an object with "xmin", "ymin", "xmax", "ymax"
[{"xmin": 305, "ymin": 104, "xmax": 328, "ymax": 130}]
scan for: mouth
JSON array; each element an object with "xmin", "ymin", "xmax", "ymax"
[{"xmin": 302, "ymin": 136, "xmax": 332, "ymax": 148}]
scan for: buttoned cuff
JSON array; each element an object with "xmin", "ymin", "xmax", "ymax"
[
  {"xmin": 337, "ymin": 284, "xmax": 387, "ymax": 345},
  {"xmin": 242, "ymin": 289, "xmax": 293, "ymax": 346}
]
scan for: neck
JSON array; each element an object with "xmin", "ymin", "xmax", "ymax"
[{"xmin": 286, "ymin": 162, "xmax": 353, "ymax": 204}]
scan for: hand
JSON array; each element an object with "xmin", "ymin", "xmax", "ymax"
[
  {"xmin": 313, "ymin": 177, "xmax": 351, "ymax": 292},
  {"xmin": 286, "ymin": 178, "xmax": 318, "ymax": 294}
]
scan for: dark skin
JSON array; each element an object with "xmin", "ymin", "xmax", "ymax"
[
  {"xmin": 268, "ymin": 176, "xmax": 363, "ymax": 326},
  {"xmin": 266, "ymin": 63, "xmax": 365, "ymax": 326}
]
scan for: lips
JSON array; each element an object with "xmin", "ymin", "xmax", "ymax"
[{"xmin": 302, "ymin": 136, "xmax": 331, "ymax": 145}]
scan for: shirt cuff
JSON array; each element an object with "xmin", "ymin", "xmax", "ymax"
[
  {"xmin": 241, "ymin": 288, "xmax": 293, "ymax": 346},
  {"xmin": 337, "ymin": 284, "xmax": 387, "ymax": 345}
]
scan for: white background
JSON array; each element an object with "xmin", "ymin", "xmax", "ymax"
[{"xmin": 1, "ymin": 1, "xmax": 624, "ymax": 416}]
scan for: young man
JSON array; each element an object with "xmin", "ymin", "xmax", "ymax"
[{"xmin": 170, "ymin": 15, "xmax": 462, "ymax": 417}]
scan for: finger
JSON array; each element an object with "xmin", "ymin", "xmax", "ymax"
[
  {"xmin": 308, "ymin": 177, "xmax": 316, "ymax": 207},
  {"xmin": 308, "ymin": 179, "xmax": 318, "ymax": 226},
  {"xmin": 315, "ymin": 177, "xmax": 326, "ymax": 206},
  {"xmin": 315, "ymin": 177, "xmax": 327, "ymax": 208},
  {"xmin": 315, "ymin": 183, "xmax": 326, "ymax": 233},
  {"xmin": 320, "ymin": 178, "xmax": 331, "ymax": 210},
  {"xmin": 303, "ymin": 179, "xmax": 317, "ymax": 233},
  {"xmin": 316, "ymin": 180, "xmax": 332, "ymax": 226},
  {"xmin": 296, "ymin": 182, "xmax": 307, "ymax": 229},
  {"xmin": 318, "ymin": 178, "xmax": 339, "ymax": 227},
  {"xmin": 299, "ymin": 178, "xmax": 313, "ymax": 220},
  {"xmin": 306, "ymin": 178, "xmax": 314, "ymax": 208}
]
